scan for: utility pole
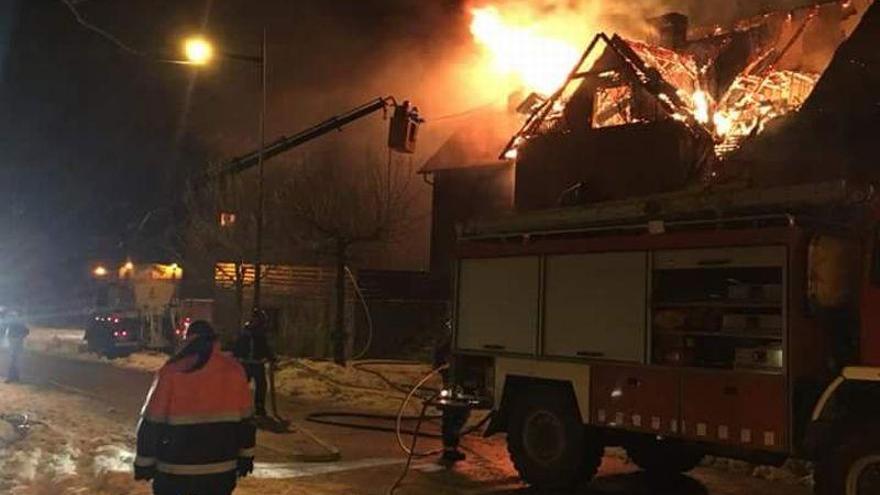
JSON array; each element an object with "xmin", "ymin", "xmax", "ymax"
[{"xmin": 253, "ymin": 28, "xmax": 267, "ymax": 310}]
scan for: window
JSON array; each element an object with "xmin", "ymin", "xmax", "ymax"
[
  {"xmin": 219, "ymin": 212, "xmax": 237, "ymax": 227},
  {"xmin": 593, "ymin": 84, "xmax": 634, "ymax": 128}
]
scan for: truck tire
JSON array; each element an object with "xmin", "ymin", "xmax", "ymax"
[
  {"xmin": 507, "ymin": 387, "xmax": 603, "ymax": 490},
  {"xmin": 627, "ymin": 440, "xmax": 704, "ymax": 476},
  {"xmin": 815, "ymin": 426, "xmax": 880, "ymax": 495}
]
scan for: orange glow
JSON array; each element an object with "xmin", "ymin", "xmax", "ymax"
[
  {"xmin": 469, "ymin": 6, "xmax": 583, "ymax": 96},
  {"xmin": 152, "ymin": 263, "xmax": 183, "ymax": 280},
  {"xmin": 693, "ymin": 90, "xmax": 710, "ymax": 124},
  {"xmin": 119, "ymin": 260, "xmax": 135, "ymax": 278}
]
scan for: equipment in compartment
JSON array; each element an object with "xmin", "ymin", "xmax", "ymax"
[
  {"xmin": 721, "ymin": 314, "xmax": 783, "ymax": 334},
  {"xmin": 735, "ymin": 345, "xmax": 784, "ymax": 371},
  {"xmin": 728, "ymin": 284, "xmax": 783, "ymax": 302},
  {"xmin": 651, "ymin": 247, "xmax": 785, "ymax": 372}
]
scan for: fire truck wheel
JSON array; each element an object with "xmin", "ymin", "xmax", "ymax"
[
  {"xmin": 507, "ymin": 388, "xmax": 602, "ymax": 490},
  {"xmin": 815, "ymin": 427, "xmax": 880, "ymax": 495},
  {"xmin": 627, "ymin": 440, "xmax": 704, "ymax": 476}
]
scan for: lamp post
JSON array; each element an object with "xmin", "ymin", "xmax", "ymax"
[{"xmin": 182, "ymin": 31, "xmax": 268, "ymax": 311}]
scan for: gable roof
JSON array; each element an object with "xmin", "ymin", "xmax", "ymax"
[{"xmin": 418, "ymin": 109, "xmax": 521, "ymax": 174}]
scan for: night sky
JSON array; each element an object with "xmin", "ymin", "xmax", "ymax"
[{"xmin": 0, "ymin": 0, "xmax": 826, "ymax": 311}]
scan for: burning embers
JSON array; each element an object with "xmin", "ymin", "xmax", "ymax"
[
  {"xmin": 614, "ymin": 38, "xmax": 821, "ymax": 156},
  {"xmin": 711, "ymin": 70, "xmax": 819, "ymax": 155},
  {"xmin": 472, "ymin": 2, "xmax": 859, "ymax": 164}
]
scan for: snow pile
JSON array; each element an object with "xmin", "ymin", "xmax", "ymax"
[
  {"xmin": 274, "ymin": 359, "xmax": 439, "ymax": 414},
  {"xmin": 24, "ymin": 327, "xmax": 84, "ymax": 356},
  {"xmin": 703, "ymin": 456, "xmax": 814, "ymax": 486},
  {"xmin": 0, "ymin": 382, "xmax": 147, "ymax": 495},
  {"xmin": 24, "ymin": 327, "xmax": 166, "ymax": 373},
  {"xmin": 0, "ymin": 420, "xmax": 17, "ymax": 447},
  {"xmin": 109, "ymin": 352, "xmax": 166, "ymax": 373},
  {"xmin": 0, "ymin": 382, "xmax": 418, "ymax": 494}
]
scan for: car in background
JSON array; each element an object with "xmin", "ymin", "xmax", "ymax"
[{"xmin": 84, "ymin": 314, "xmax": 140, "ymax": 357}]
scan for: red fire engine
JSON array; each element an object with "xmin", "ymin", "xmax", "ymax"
[{"xmin": 451, "ymin": 181, "xmax": 880, "ymax": 495}]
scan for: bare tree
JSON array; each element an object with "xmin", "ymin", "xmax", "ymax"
[
  {"xmin": 274, "ymin": 148, "xmax": 419, "ymax": 365},
  {"xmin": 183, "ymin": 171, "xmax": 262, "ymax": 326}
]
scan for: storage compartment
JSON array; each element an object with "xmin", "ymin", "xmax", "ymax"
[
  {"xmin": 592, "ymin": 365, "xmax": 679, "ymax": 434},
  {"xmin": 456, "ymin": 257, "xmax": 541, "ymax": 355},
  {"xmin": 681, "ymin": 371, "xmax": 786, "ymax": 451},
  {"xmin": 651, "ymin": 246, "xmax": 785, "ymax": 372},
  {"xmin": 544, "ymin": 252, "xmax": 648, "ymax": 362},
  {"xmin": 653, "ymin": 246, "xmax": 786, "ymax": 270}
]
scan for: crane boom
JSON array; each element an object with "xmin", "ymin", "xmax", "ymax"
[{"xmin": 199, "ymin": 96, "xmax": 411, "ymax": 185}]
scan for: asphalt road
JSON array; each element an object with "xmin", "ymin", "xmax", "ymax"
[{"xmin": 0, "ymin": 349, "xmax": 812, "ymax": 495}]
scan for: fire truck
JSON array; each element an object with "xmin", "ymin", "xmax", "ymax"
[
  {"xmin": 88, "ymin": 262, "xmax": 185, "ymax": 354},
  {"xmin": 451, "ymin": 180, "xmax": 880, "ymax": 495}
]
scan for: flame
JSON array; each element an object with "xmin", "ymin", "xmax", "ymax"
[
  {"xmin": 713, "ymin": 112, "xmax": 733, "ymax": 136},
  {"xmin": 693, "ymin": 90, "xmax": 710, "ymax": 124},
  {"xmin": 470, "ymin": 6, "xmax": 582, "ymax": 96}
]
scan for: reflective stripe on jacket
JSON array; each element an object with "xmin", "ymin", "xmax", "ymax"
[{"xmin": 135, "ymin": 343, "xmax": 255, "ymax": 476}]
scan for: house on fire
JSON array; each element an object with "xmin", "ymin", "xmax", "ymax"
[{"xmin": 420, "ymin": 0, "xmax": 874, "ymax": 288}]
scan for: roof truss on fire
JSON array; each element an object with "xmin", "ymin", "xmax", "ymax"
[
  {"xmin": 500, "ymin": 0, "xmax": 866, "ymax": 162},
  {"xmin": 499, "ymin": 32, "xmax": 708, "ymax": 160}
]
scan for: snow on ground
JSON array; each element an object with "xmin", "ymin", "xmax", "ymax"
[
  {"xmin": 24, "ymin": 327, "xmax": 166, "ymax": 373},
  {"xmin": 0, "ymin": 382, "xmax": 148, "ymax": 495},
  {"xmin": 24, "ymin": 328, "xmax": 84, "ymax": 356},
  {"xmin": 25, "ymin": 326, "xmax": 441, "ymax": 414},
  {"xmin": 274, "ymin": 359, "xmax": 441, "ymax": 414},
  {"xmin": 0, "ymin": 382, "xmax": 403, "ymax": 495}
]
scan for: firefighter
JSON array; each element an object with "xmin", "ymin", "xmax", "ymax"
[
  {"xmin": 134, "ymin": 321, "xmax": 255, "ymax": 495},
  {"xmin": 434, "ymin": 323, "xmax": 469, "ymax": 463},
  {"xmin": 4, "ymin": 314, "xmax": 29, "ymax": 384},
  {"xmin": 233, "ymin": 309, "xmax": 275, "ymax": 417}
]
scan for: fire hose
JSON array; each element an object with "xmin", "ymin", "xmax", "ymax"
[
  {"xmin": 0, "ymin": 412, "xmax": 46, "ymax": 445},
  {"xmin": 300, "ymin": 363, "xmax": 493, "ymax": 494}
]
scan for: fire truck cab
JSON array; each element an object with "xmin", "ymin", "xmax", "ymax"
[{"xmin": 451, "ymin": 181, "xmax": 880, "ymax": 495}]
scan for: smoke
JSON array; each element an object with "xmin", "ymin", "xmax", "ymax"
[{"xmin": 124, "ymin": 0, "xmax": 868, "ymax": 270}]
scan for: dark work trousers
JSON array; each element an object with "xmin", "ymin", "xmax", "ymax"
[
  {"xmin": 7, "ymin": 343, "xmax": 23, "ymax": 382},
  {"xmin": 441, "ymin": 405, "xmax": 470, "ymax": 450},
  {"xmin": 243, "ymin": 362, "xmax": 267, "ymax": 415},
  {"xmin": 152, "ymin": 472, "xmax": 236, "ymax": 495}
]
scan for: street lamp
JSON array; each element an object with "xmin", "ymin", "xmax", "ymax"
[
  {"xmin": 182, "ymin": 37, "xmax": 214, "ymax": 65},
  {"xmin": 181, "ymin": 31, "xmax": 268, "ymax": 311}
]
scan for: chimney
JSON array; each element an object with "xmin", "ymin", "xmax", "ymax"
[{"xmin": 649, "ymin": 12, "xmax": 689, "ymax": 50}]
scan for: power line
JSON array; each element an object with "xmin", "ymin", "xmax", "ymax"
[{"xmin": 59, "ymin": 0, "xmax": 145, "ymax": 57}]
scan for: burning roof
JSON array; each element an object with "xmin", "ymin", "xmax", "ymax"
[
  {"xmin": 725, "ymin": 0, "xmax": 880, "ymax": 186},
  {"xmin": 501, "ymin": 0, "xmax": 872, "ymax": 176}
]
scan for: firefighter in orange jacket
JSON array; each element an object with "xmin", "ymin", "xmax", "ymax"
[{"xmin": 134, "ymin": 321, "xmax": 256, "ymax": 495}]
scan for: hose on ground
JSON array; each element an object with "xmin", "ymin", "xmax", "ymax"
[
  {"xmin": 386, "ymin": 365, "xmax": 494, "ymax": 495},
  {"xmin": 0, "ymin": 412, "xmax": 46, "ymax": 442},
  {"xmin": 304, "ymin": 409, "xmax": 492, "ymax": 440},
  {"xmin": 388, "ymin": 400, "xmax": 431, "ymax": 495},
  {"xmin": 304, "ymin": 411, "xmax": 443, "ymax": 437},
  {"xmin": 300, "ymin": 361, "xmax": 494, "ymax": 493},
  {"xmin": 395, "ymin": 364, "xmax": 448, "ymax": 457}
]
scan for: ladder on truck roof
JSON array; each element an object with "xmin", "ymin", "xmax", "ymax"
[{"xmin": 460, "ymin": 180, "xmax": 874, "ymax": 240}]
